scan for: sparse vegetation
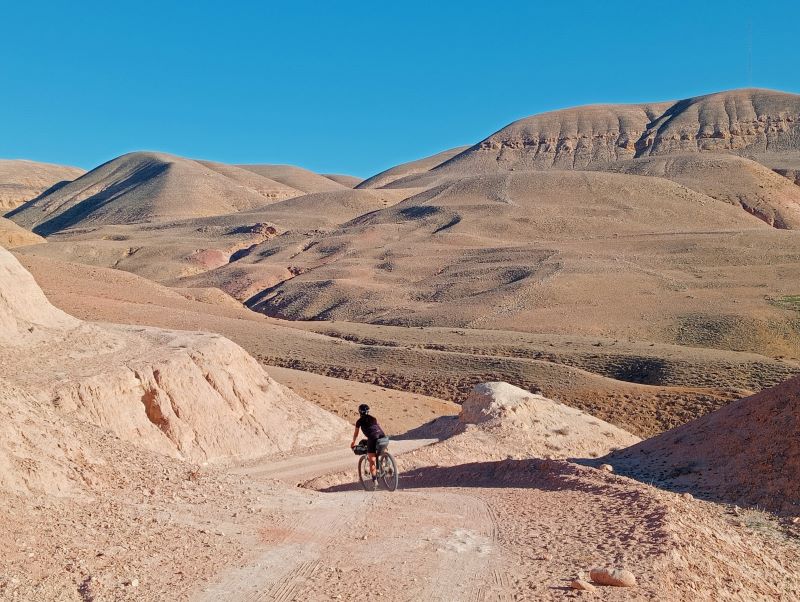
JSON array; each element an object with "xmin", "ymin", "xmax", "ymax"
[
  {"xmin": 738, "ymin": 507, "xmax": 796, "ymax": 542},
  {"xmin": 768, "ymin": 295, "xmax": 800, "ymax": 312}
]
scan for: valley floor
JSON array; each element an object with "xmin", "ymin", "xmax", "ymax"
[{"xmin": 10, "ymin": 439, "xmax": 800, "ymax": 602}]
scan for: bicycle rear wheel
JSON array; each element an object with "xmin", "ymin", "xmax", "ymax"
[
  {"xmin": 380, "ymin": 453, "xmax": 398, "ymax": 491},
  {"xmin": 358, "ymin": 455, "xmax": 375, "ymax": 491}
]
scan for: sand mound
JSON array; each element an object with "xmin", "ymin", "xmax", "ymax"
[
  {"xmin": 0, "ymin": 245, "xmax": 346, "ymax": 466},
  {"xmin": 608, "ymin": 374, "xmax": 800, "ymax": 513},
  {"xmin": 0, "ymin": 217, "xmax": 45, "ymax": 248},
  {"xmin": 6, "ymin": 152, "xmax": 302, "ymax": 235},
  {"xmin": 403, "ymin": 382, "xmax": 638, "ymax": 466},
  {"xmin": 0, "ymin": 159, "xmax": 84, "ymax": 211},
  {"xmin": 238, "ymin": 164, "xmax": 348, "ymax": 194},
  {"xmin": 458, "ymin": 382, "xmax": 639, "ymax": 457}
]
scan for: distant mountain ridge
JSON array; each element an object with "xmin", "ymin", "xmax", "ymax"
[
  {"xmin": 6, "ymin": 152, "xmax": 304, "ymax": 235},
  {"xmin": 378, "ymin": 88, "xmax": 800, "ymax": 180}
]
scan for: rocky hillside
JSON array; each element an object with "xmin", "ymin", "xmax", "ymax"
[
  {"xmin": 429, "ymin": 89, "xmax": 800, "ymax": 175},
  {"xmin": 0, "ymin": 244, "xmax": 346, "ymax": 471},
  {"xmin": 608, "ymin": 374, "xmax": 800, "ymax": 514}
]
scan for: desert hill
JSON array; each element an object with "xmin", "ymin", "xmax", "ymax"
[
  {"xmin": 0, "ymin": 159, "xmax": 84, "ymax": 211},
  {"xmin": 234, "ymin": 168, "xmax": 800, "ymax": 356},
  {"xmin": 4, "ymin": 90, "xmax": 798, "ymax": 361},
  {"xmin": 238, "ymin": 163, "xmax": 348, "ymax": 194},
  {"xmin": 595, "ymin": 154, "xmax": 800, "ymax": 228},
  {"xmin": 169, "ymin": 187, "xmax": 412, "ymax": 297},
  {"xmin": 418, "ymin": 89, "xmax": 800, "ymax": 177},
  {"xmin": 323, "ymin": 173, "xmax": 363, "ymax": 187},
  {"xmin": 0, "ymin": 216, "xmax": 45, "ymax": 248},
  {"xmin": 608, "ymin": 374, "xmax": 800, "ymax": 514},
  {"xmin": 356, "ymin": 91, "xmax": 800, "ymax": 241},
  {"xmin": 6, "ymin": 151, "xmax": 302, "ymax": 235},
  {"xmin": 20, "ymin": 252, "xmax": 794, "ymax": 438},
  {"xmin": 228, "ymin": 186, "xmax": 411, "ymax": 231},
  {"xmin": 8, "ymin": 184, "xmax": 412, "ymax": 286},
  {"xmin": 357, "ymin": 146, "xmax": 469, "ymax": 189},
  {"xmin": 0, "ymin": 244, "xmax": 346, "ymax": 464}
]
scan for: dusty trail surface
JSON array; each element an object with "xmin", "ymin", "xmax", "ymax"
[
  {"xmin": 191, "ymin": 439, "xmax": 800, "ymax": 602},
  {"xmin": 232, "ymin": 438, "xmax": 437, "ymax": 485},
  {"xmin": 195, "ymin": 442, "xmax": 517, "ymax": 602}
]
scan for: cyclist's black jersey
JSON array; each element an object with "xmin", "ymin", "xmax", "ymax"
[{"xmin": 356, "ymin": 415, "xmax": 385, "ymax": 440}]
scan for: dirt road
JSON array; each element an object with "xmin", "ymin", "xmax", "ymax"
[
  {"xmin": 195, "ymin": 440, "xmax": 517, "ymax": 602},
  {"xmin": 231, "ymin": 439, "xmax": 437, "ymax": 485},
  {"xmin": 192, "ymin": 443, "xmax": 800, "ymax": 601}
]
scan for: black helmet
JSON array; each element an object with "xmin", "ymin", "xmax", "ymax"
[{"xmin": 358, "ymin": 404, "xmax": 370, "ymax": 415}]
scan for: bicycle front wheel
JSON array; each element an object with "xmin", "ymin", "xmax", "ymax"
[
  {"xmin": 380, "ymin": 453, "xmax": 398, "ymax": 491},
  {"xmin": 358, "ymin": 455, "xmax": 375, "ymax": 491}
]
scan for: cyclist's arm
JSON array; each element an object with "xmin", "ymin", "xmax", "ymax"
[{"xmin": 350, "ymin": 425, "xmax": 360, "ymax": 448}]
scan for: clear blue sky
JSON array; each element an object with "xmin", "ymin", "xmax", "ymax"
[{"xmin": 1, "ymin": 1, "xmax": 797, "ymax": 178}]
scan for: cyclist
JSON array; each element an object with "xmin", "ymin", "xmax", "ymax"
[{"xmin": 350, "ymin": 404, "xmax": 386, "ymax": 486}]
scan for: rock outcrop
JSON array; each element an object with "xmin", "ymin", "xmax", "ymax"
[
  {"xmin": 440, "ymin": 103, "xmax": 672, "ymax": 173},
  {"xmin": 431, "ymin": 89, "xmax": 800, "ymax": 175},
  {"xmin": 456, "ymin": 382, "xmax": 640, "ymax": 459},
  {"xmin": 382, "ymin": 382, "xmax": 640, "ymax": 470},
  {"xmin": 589, "ymin": 568, "xmax": 637, "ymax": 587},
  {"xmin": 0, "ymin": 244, "xmax": 79, "ymax": 344},
  {"xmin": 0, "ymin": 217, "xmax": 45, "ymax": 249},
  {"xmin": 0, "ymin": 245, "xmax": 346, "ymax": 472}
]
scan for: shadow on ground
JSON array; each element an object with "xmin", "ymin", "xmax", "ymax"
[
  {"xmin": 315, "ymin": 457, "xmax": 661, "ymax": 516},
  {"xmin": 391, "ymin": 415, "xmax": 461, "ymax": 441}
]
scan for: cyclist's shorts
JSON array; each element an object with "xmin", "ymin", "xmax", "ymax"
[{"xmin": 367, "ymin": 436, "xmax": 390, "ymax": 454}]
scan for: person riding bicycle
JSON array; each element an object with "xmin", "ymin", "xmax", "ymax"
[{"xmin": 350, "ymin": 404, "xmax": 386, "ymax": 486}]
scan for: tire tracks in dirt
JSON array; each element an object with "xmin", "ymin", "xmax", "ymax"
[
  {"xmin": 409, "ymin": 490, "xmax": 514, "ymax": 602},
  {"xmin": 193, "ymin": 494, "xmax": 373, "ymax": 602},
  {"xmin": 195, "ymin": 442, "xmax": 517, "ymax": 602}
]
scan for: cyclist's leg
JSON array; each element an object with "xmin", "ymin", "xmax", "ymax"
[{"xmin": 367, "ymin": 438, "xmax": 378, "ymax": 476}]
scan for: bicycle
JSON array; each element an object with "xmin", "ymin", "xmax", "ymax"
[{"xmin": 352, "ymin": 437, "xmax": 398, "ymax": 491}]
